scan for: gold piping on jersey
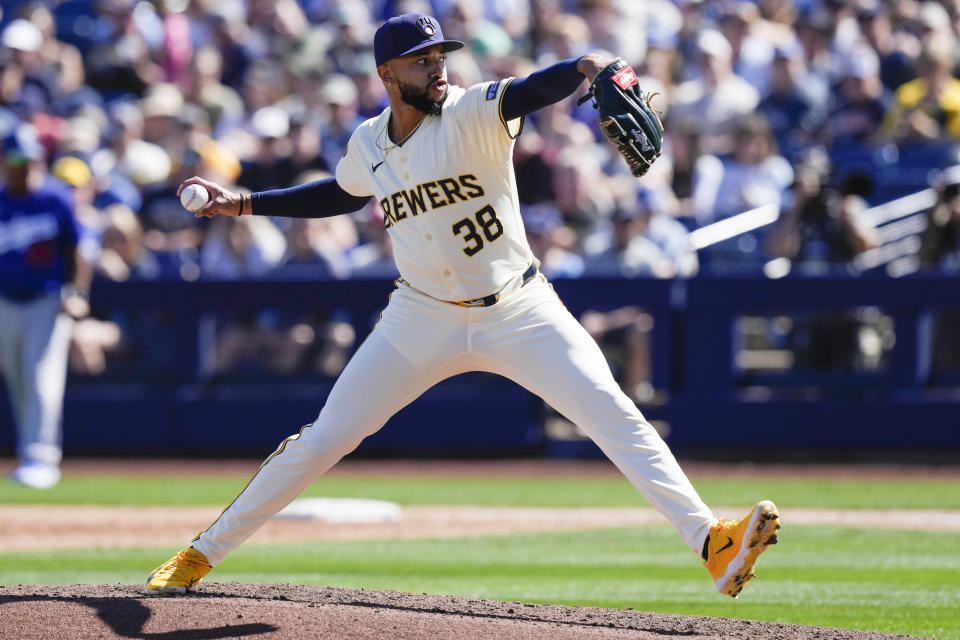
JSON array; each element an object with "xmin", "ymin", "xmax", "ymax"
[
  {"xmin": 497, "ymin": 77, "xmax": 525, "ymax": 140},
  {"xmin": 191, "ymin": 422, "xmax": 314, "ymax": 544},
  {"xmin": 357, "ymin": 277, "xmax": 402, "ymax": 346}
]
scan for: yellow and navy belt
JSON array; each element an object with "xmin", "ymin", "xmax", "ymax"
[{"xmin": 453, "ymin": 262, "xmax": 539, "ymax": 308}]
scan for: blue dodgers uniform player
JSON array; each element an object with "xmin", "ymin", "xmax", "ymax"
[
  {"xmin": 146, "ymin": 14, "xmax": 780, "ymax": 598},
  {"xmin": 0, "ymin": 123, "xmax": 88, "ymax": 489}
]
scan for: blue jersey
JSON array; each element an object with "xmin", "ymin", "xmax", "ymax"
[{"xmin": 0, "ymin": 178, "xmax": 79, "ymax": 302}]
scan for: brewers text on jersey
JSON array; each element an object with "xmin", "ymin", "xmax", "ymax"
[{"xmin": 377, "ymin": 173, "xmax": 485, "ymax": 227}]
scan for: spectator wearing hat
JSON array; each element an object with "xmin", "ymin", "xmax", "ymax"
[
  {"xmin": 0, "ymin": 123, "xmax": 89, "ymax": 489},
  {"xmin": 140, "ymin": 83, "xmax": 186, "ymax": 148},
  {"xmin": 758, "ymin": 43, "xmax": 824, "ymax": 160},
  {"xmin": 28, "ymin": 5, "xmax": 94, "ymax": 103},
  {"xmin": 1, "ymin": 18, "xmax": 59, "ymax": 118},
  {"xmin": 821, "ymin": 45, "xmax": 889, "ymax": 150},
  {"xmin": 9, "ymin": 7, "xmax": 92, "ymax": 117},
  {"xmin": 318, "ymin": 74, "xmax": 364, "ymax": 171},
  {"xmin": 670, "ymin": 28, "xmax": 760, "ymax": 155},
  {"xmin": 239, "ymin": 105, "xmax": 295, "ymax": 192}
]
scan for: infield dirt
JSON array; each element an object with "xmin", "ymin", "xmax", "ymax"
[
  {"xmin": 0, "ymin": 583, "xmax": 925, "ymax": 640},
  {"xmin": 1, "ymin": 459, "xmax": 952, "ymax": 639}
]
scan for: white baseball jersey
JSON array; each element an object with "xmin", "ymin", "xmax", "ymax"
[
  {"xmin": 188, "ymin": 77, "xmax": 718, "ymax": 576},
  {"xmin": 336, "ymin": 80, "xmax": 534, "ymax": 302}
]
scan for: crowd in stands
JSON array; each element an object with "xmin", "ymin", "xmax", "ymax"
[{"xmin": 2, "ymin": 0, "xmax": 960, "ymax": 287}]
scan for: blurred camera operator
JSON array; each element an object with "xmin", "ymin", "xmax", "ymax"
[
  {"xmin": 764, "ymin": 147, "xmax": 877, "ymax": 270},
  {"xmin": 919, "ymin": 164, "xmax": 960, "ymax": 271}
]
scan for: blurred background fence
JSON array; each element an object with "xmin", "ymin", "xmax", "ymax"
[{"xmin": 2, "ymin": 274, "xmax": 957, "ymax": 459}]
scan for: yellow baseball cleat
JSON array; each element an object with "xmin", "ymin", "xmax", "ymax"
[
  {"xmin": 144, "ymin": 547, "xmax": 212, "ymax": 595},
  {"xmin": 702, "ymin": 500, "xmax": 780, "ymax": 598}
]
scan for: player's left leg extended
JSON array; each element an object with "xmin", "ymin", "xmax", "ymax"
[{"xmin": 471, "ymin": 279, "xmax": 779, "ymax": 595}]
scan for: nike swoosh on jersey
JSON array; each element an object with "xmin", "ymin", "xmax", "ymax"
[{"xmin": 371, "ymin": 160, "xmax": 385, "ymax": 173}]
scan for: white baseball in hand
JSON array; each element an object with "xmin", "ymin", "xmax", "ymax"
[{"xmin": 180, "ymin": 184, "xmax": 210, "ymax": 212}]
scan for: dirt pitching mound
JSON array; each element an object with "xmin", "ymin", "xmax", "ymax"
[{"xmin": 0, "ymin": 583, "xmax": 922, "ymax": 640}]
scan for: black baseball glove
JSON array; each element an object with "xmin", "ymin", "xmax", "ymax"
[{"xmin": 578, "ymin": 59, "xmax": 663, "ymax": 177}]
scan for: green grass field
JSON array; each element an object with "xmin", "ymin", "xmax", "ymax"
[{"xmin": 2, "ymin": 468, "xmax": 959, "ymax": 639}]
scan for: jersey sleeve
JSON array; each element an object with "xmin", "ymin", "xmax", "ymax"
[
  {"xmin": 335, "ymin": 130, "xmax": 375, "ymax": 197},
  {"xmin": 450, "ymin": 79, "xmax": 524, "ymax": 161}
]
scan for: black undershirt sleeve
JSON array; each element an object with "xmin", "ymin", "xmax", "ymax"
[
  {"xmin": 251, "ymin": 178, "xmax": 371, "ymax": 218},
  {"xmin": 248, "ymin": 59, "xmax": 585, "ymax": 217},
  {"xmin": 500, "ymin": 57, "xmax": 586, "ymax": 121}
]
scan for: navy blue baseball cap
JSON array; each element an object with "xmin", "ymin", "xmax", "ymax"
[{"xmin": 374, "ymin": 14, "xmax": 464, "ymax": 66}]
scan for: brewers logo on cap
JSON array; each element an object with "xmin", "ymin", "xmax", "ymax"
[
  {"xmin": 416, "ymin": 16, "xmax": 436, "ymax": 36},
  {"xmin": 373, "ymin": 14, "xmax": 464, "ymax": 65}
]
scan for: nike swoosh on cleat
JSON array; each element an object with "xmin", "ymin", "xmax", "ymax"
[
  {"xmin": 715, "ymin": 536, "xmax": 734, "ymax": 554},
  {"xmin": 371, "ymin": 160, "xmax": 385, "ymax": 173}
]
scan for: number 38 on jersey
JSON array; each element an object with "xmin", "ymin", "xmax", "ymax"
[{"xmin": 452, "ymin": 204, "xmax": 503, "ymax": 256}]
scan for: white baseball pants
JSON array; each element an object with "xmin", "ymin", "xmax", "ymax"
[
  {"xmin": 0, "ymin": 293, "xmax": 72, "ymax": 466},
  {"xmin": 192, "ymin": 277, "xmax": 716, "ymax": 564}
]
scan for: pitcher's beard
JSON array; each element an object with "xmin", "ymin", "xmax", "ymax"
[{"xmin": 398, "ymin": 79, "xmax": 447, "ymax": 115}]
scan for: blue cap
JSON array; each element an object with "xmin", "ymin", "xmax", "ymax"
[
  {"xmin": 2, "ymin": 122, "xmax": 44, "ymax": 166},
  {"xmin": 374, "ymin": 14, "xmax": 464, "ymax": 66}
]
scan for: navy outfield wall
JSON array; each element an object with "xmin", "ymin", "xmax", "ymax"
[{"xmin": 1, "ymin": 275, "xmax": 958, "ymax": 455}]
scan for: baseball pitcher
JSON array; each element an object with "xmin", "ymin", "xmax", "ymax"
[{"xmin": 146, "ymin": 14, "xmax": 780, "ymax": 599}]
